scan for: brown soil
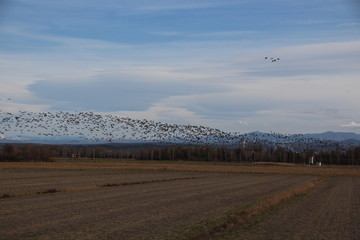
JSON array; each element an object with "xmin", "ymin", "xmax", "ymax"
[
  {"xmin": 0, "ymin": 168, "xmax": 316, "ymax": 240},
  {"xmin": 237, "ymin": 176, "xmax": 360, "ymax": 240}
]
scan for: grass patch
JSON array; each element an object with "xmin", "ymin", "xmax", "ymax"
[
  {"xmin": 99, "ymin": 176, "xmax": 204, "ymax": 188},
  {"xmin": 1, "ymin": 193, "xmax": 11, "ymax": 198},
  {"xmin": 36, "ymin": 189, "xmax": 60, "ymax": 194},
  {"xmin": 100, "ymin": 183, "xmax": 120, "ymax": 187}
]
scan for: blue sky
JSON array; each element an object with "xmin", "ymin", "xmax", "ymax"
[{"xmin": 1, "ymin": 0, "xmax": 360, "ymax": 133}]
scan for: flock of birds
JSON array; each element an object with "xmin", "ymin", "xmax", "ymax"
[
  {"xmin": 0, "ymin": 110, "xmax": 231, "ymax": 144},
  {"xmin": 265, "ymin": 57, "xmax": 280, "ymax": 63},
  {"xmin": 0, "ymin": 109, "xmax": 351, "ymax": 151}
]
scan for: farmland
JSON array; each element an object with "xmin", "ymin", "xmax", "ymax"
[{"xmin": 0, "ymin": 160, "xmax": 359, "ymax": 240}]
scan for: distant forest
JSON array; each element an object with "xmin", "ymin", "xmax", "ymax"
[{"xmin": 1, "ymin": 142, "xmax": 360, "ymax": 165}]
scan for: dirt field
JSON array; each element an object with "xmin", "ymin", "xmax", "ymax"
[
  {"xmin": 237, "ymin": 176, "xmax": 360, "ymax": 240},
  {"xmin": 0, "ymin": 161, "xmax": 359, "ymax": 240}
]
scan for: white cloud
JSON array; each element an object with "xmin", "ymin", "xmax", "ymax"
[
  {"xmin": 0, "ymin": 102, "xmax": 49, "ymax": 113},
  {"xmin": 151, "ymin": 30, "xmax": 258, "ymax": 39},
  {"xmin": 237, "ymin": 121, "xmax": 249, "ymax": 125},
  {"xmin": 336, "ymin": 22, "xmax": 360, "ymax": 27},
  {"xmin": 341, "ymin": 122, "xmax": 360, "ymax": 128},
  {"xmin": 12, "ymin": 0, "xmax": 239, "ymax": 18},
  {"xmin": 107, "ymin": 104, "xmax": 205, "ymax": 127},
  {"xmin": 297, "ymin": 20, "xmax": 329, "ymax": 25},
  {"xmin": 2, "ymin": 26, "xmax": 133, "ymax": 51}
]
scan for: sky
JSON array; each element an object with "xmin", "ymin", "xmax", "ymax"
[{"xmin": 0, "ymin": 0, "xmax": 360, "ymax": 134}]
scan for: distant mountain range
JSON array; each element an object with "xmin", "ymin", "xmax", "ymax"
[
  {"xmin": 303, "ymin": 131, "xmax": 360, "ymax": 142},
  {"xmin": 1, "ymin": 130, "xmax": 360, "ymax": 151},
  {"xmin": 1, "ymin": 111, "xmax": 360, "ymax": 151}
]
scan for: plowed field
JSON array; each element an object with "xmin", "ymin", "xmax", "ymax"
[
  {"xmin": 1, "ymin": 161, "xmax": 359, "ymax": 240},
  {"xmin": 0, "ymin": 166, "xmax": 315, "ymax": 240}
]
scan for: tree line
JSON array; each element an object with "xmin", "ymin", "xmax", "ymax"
[
  {"xmin": 0, "ymin": 143, "xmax": 56, "ymax": 162},
  {"xmin": 1, "ymin": 143, "xmax": 360, "ymax": 165}
]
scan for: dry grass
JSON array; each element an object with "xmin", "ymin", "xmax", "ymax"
[
  {"xmin": 253, "ymin": 161, "xmax": 297, "ymax": 166},
  {"xmin": 1, "ymin": 159, "xmax": 359, "ymax": 176},
  {"xmin": 186, "ymin": 177, "xmax": 325, "ymax": 240}
]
